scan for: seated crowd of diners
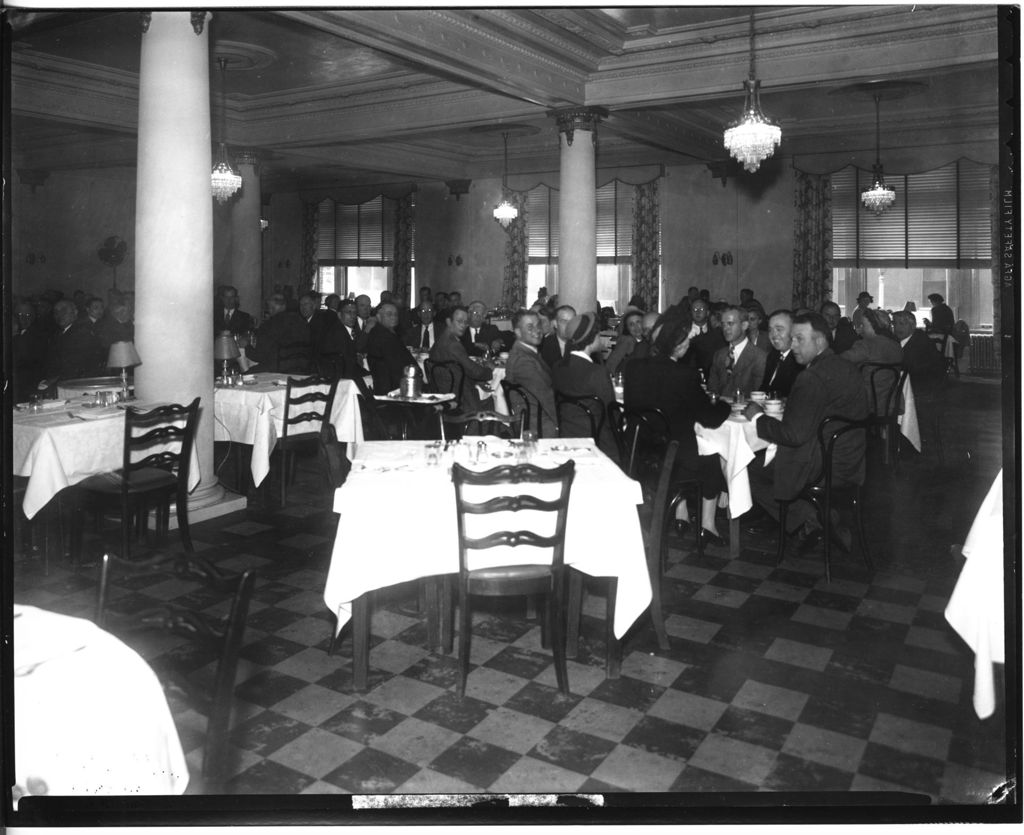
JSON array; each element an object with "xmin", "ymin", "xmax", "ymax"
[{"xmin": 15, "ymin": 278, "xmax": 960, "ymax": 556}]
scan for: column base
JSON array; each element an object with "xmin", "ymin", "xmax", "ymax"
[{"xmin": 158, "ymin": 486, "xmax": 248, "ymax": 530}]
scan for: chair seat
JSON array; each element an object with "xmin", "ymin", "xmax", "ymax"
[
  {"xmin": 467, "ymin": 564, "xmax": 553, "ymax": 596},
  {"xmin": 78, "ymin": 467, "xmax": 177, "ymax": 494}
]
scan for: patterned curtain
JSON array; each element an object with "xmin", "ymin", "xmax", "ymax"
[
  {"xmin": 631, "ymin": 181, "xmax": 660, "ymax": 311},
  {"xmin": 299, "ymin": 201, "xmax": 319, "ymax": 292},
  {"xmin": 792, "ymin": 170, "xmax": 832, "ymax": 311},
  {"xmin": 393, "ymin": 192, "xmax": 415, "ymax": 305},
  {"xmin": 501, "ymin": 191, "xmax": 529, "ymax": 310}
]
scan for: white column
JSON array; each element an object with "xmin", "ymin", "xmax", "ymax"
[
  {"xmin": 551, "ymin": 107, "xmax": 606, "ymax": 313},
  {"xmin": 230, "ymin": 149, "xmax": 263, "ymax": 316},
  {"xmin": 135, "ymin": 11, "xmax": 223, "ymax": 509}
]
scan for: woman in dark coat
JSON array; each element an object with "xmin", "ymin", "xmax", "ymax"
[{"xmin": 624, "ymin": 303, "xmax": 731, "ymax": 545}]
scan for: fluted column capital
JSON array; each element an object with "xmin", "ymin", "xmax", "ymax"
[
  {"xmin": 547, "ymin": 106, "xmax": 609, "ymax": 147},
  {"xmin": 234, "ymin": 148, "xmax": 262, "ymax": 170}
]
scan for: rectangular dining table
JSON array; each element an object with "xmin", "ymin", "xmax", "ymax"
[
  {"xmin": 13, "ymin": 603, "xmax": 189, "ymax": 805},
  {"xmin": 323, "ymin": 437, "xmax": 651, "ymax": 690},
  {"xmin": 213, "ymin": 372, "xmax": 363, "ymax": 486},
  {"xmin": 12, "ymin": 403, "xmax": 202, "ymax": 521}
]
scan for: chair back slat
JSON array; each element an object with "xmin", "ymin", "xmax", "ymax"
[
  {"xmin": 426, "ymin": 360, "xmax": 466, "ymax": 403},
  {"xmin": 623, "ymin": 407, "xmax": 671, "ymax": 482},
  {"xmin": 452, "ymin": 461, "xmax": 575, "ymax": 575},
  {"xmin": 123, "ymin": 398, "xmax": 200, "ymax": 488},
  {"xmin": 282, "ymin": 375, "xmax": 338, "ymax": 440},
  {"xmin": 501, "ymin": 380, "xmax": 543, "ymax": 438}
]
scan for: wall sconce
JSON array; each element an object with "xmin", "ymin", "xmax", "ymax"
[
  {"xmin": 712, "ymin": 251, "xmax": 734, "ymax": 266},
  {"xmin": 260, "ymin": 218, "xmax": 270, "ymax": 231},
  {"xmin": 447, "ymin": 254, "xmax": 463, "ymax": 267}
]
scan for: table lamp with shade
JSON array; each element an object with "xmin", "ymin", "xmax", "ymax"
[
  {"xmin": 107, "ymin": 341, "xmax": 141, "ymax": 402},
  {"xmin": 214, "ymin": 331, "xmax": 240, "ymax": 381}
]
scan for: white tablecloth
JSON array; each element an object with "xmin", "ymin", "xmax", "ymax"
[
  {"xmin": 13, "ymin": 604, "xmax": 188, "ymax": 805},
  {"xmin": 13, "ymin": 405, "xmax": 202, "ymax": 520},
  {"xmin": 945, "ymin": 469, "xmax": 1005, "ymax": 719},
  {"xmin": 213, "ymin": 373, "xmax": 363, "ymax": 486},
  {"xmin": 324, "ymin": 438, "xmax": 650, "ymax": 639},
  {"xmin": 695, "ymin": 415, "xmax": 774, "ymax": 518},
  {"xmin": 899, "ymin": 377, "xmax": 921, "ymax": 452}
]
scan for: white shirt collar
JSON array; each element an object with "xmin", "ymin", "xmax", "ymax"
[
  {"xmin": 779, "ymin": 348, "xmax": 791, "ymax": 359},
  {"xmin": 729, "ymin": 337, "xmax": 749, "ymax": 358},
  {"xmin": 518, "ymin": 341, "xmax": 538, "ymax": 354},
  {"xmin": 570, "ymin": 350, "xmax": 592, "ymax": 363},
  {"xmin": 900, "ymin": 335, "xmax": 911, "ymax": 347}
]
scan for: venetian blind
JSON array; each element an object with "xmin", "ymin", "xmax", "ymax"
[
  {"xmin": 317, "ymin": 195, "xmax": 396, "ymax": 264},
  {"xmin": 595, "ymin": 180, "xmax": 633, "ymax": 261},
  {"xmin": 832, "ymin": 159, "xmax": 992, "ymax": 268},
  {"xmin": 527, "ymin": 184, "xmax": 559, "ymax": 262}
]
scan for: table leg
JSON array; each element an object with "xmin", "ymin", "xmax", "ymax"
[
  {"xmin": 729, "ymin": 516, "xmax": 740, "ymax": 560},
  {"xmin": 352, "ymin": 593, "xmax": 369, "ymax": 691}
]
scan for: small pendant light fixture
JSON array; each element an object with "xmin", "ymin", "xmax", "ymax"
[
  {"xmin": 211, "ymin": 57, "xmax": 242, "ymax": 204},
  {"xmin": 492, "ymin": 131, "xmax": 518, "ymax": 229},
  {"xmin": 861, "ymin": 92, "xmax": 896, "ymax": 216},
  {"xmin": 723, "ymin": 10, "xmax": 781, "ymax": 173}
]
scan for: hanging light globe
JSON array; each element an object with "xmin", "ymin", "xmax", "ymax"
[
  {"xmin": 493, "ymin": 198, "xmax": 517, "ymax": 228},
  {"xmin": 724, "ymin": 79, "xmax": 782, "ymax": 173},
  {"xmin": 861, "ymin": 164, "xmax": 896, "ymax": 216},
  {"xmin": 211, "ymin": 142, "xmax": 242, "ymax": 204}
]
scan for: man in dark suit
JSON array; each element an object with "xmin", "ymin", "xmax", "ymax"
[
  {"xmin": 540, "ymin": 304, "xmax": 575, "ymax": 368},
  {"xmin": 40, "ymin": 299, "xmax": 105, "ymax": 388},
  {"xmin": 893, "ymin": 310, "xmax": 946, "ymax": 394},
  {"xmin": 366, "ymin": 302, "xmax": 420, "ymax": 394},
  {"xmin": 820, "ymin": 301, "xmax": 859, "ymax": 354},
  {"xmin": 247, "ymin": 293, "xmax": 311, "ymax": 374},
  {"xmin": 404, "ymin": 301, "xmax": 445, "ymax": 352},
  {"xmin": 685, "ymin": 299, "xmax": 725, "ymax": 377},
  {"xmin": 504, "ymin": 309, "xmax": 558, "ymax": 435},
  {"xmin": 214, "ymin": 285, "xmax": 254, "ymax": 336},
  {"xmin": 429, "ymin": 305, "xmax": 494, "ymax": 412},
  {"xmin": 759, "ymin": 309, "xmax": 803, "ymax": 397},
  {"xmin": 298, "ymin": 291, "xmax": 349, "ymax": 377},
  {"xmin": 744, "ymin": 312, "xmax": 869, "ymax": 551},
  {"xmin": 708, "ymin": 306, "xmax": 766, "ymax": 398},
  {"xmin": 461, "ymin": 300, "xmax": 503, "ymax": 357},
  {"xmin": 925, "ymin": 293, "xmax": 955, "ymax": 336},
  {"xmin": 334, "ymin": 298, "xmax": 363, "ymax": 377},
  {"xmin": 12, "ymin": 300, "xmax": 50, "ymax": 401}
]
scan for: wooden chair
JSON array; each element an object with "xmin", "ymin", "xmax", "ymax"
[
  {"xmin": 428, "ymin": 359, "xmax": 509, "ymax": 440},
  {"xmin": 443, "ymin": 410, "xmax": 522, "ymax": 439},
  {"xmin": 555, "ymin": 393, "xmax": 605, "ymax": 444},
  {"xmin": 276, "ymin": 375, "xmax": 338, "ymax": 506},
  {"xmin": 425, "ymin": 359, "xmax": 466, "ymax": 405},
  {"xmin": 776, "ymin": 415, "xmax": 873, "ymax": 583},
  {"xmin": 71, "ymin": 398, "xmax": 199, "ymax": 563},
  {"xmin": 623, "ymin": 407, "xmax": 704, "ymax": 561},
  {"xmin": 501, "ymin": 380, "xmax": 545, "ymax": 439},
  {"xmin": 95, "ymin": 551, "xmax": 255, "ymax": 792},
  {"xmin": 351, "ymin": 372, "xmax": 412, "ymax": 440},
  {"xmin": 863, "ymin": 362, "xmax": 909, "ymax": 467},
  {"xmin": 449, "ymin": 461, "xmax": 576, "ymax": 696},
  {"xmin": 606, "ymin": 401, "xmax": 629, "ymax": 472},
  {"xmin": 567, "ymin": 440, "xmax": 674, "ymax": 677}
]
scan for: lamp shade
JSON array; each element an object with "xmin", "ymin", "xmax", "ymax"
[
  {"xmin": 107, "ymin": 340, "xmax": 142, "ymax": 369},
  {"xmin": 214, "ymin": 332, "xmax": 241, "ymax": 361}
]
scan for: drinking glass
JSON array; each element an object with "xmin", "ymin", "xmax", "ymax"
[{"xmin": 522, "ymin": 430, "xmax": 537, "ymax": 462}]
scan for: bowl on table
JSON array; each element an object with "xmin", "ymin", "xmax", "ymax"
[
  {"xmin": 764, "ymin": 399, "xmax": 784, "ymax": 416},
  {"xmin": 730, "ymin": 401, "xmax": 746, "ymax": 415}
]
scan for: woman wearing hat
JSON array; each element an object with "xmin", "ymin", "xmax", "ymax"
[
  {"xmin": 841, "ymin": 307, "xmax": 904, "ymax": 412},
  {"xmin": 550, "ymin": 311, "xmax": 618, "ymax": 458},
  {"xmin": 605, "ymin": 309, "xmax": 645, "ymax": 378},
  {"xmin": 624, "ymin": 304, "xmax": 732, "ymax": 546}
]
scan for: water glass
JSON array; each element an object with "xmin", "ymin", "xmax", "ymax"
[
  {"xmin": 425, "ymin": 443, "xmax": 440, "ymax": 467},
  {"xmin": 522, "ymin": 430, "xmax": 537, "ymax": 462}
]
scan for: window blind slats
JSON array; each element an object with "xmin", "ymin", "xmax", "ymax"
[
  {"xmin": 317, "ymin": 195, "xmax": 399, "ymax": 265},
  {"xmin": 528, "ymin": 185, "xmax": 559, "ymax": 262},
  {"xmin": 833, "ymin": 160, "xmax": 993, "ymax": 267}
]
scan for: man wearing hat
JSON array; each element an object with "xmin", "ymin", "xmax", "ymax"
[{"xmin": 550, "ymin": 311, "xmax": 617, "ymax": 458}]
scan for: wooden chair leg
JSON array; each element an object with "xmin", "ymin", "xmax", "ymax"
[
  {"xmin": 604, "ymin": 578, "xmax": 621, "ymax": 680},
  {"xmin": 549, "ymin": 581, "xmax": 570, "ymax": 694},
  {"xmin": 694, "ymin": 485, "xmax": 704, "ymax": 560},
  {"xmin": 352, "ymin": 593, "xmax": 370, "ymax": 691},
  {"xmin": 776, "ymin": 501, "xmax": 789, "ymax": 564},
  {"xmin": 457, "ymin": 582, "xmax": 472, "ymax": 697},
  {"xmin": 176, "ymin": 491, "xmax": 193, "ymax": 552},
  {"xmin": 822, "ymin": 495, "xmax": 832, "ymax": 584},
  {"xmin": 853, "ymin": 490, "xmax": 873, "ymax": 571},
  {"xmin": 565, "ymin": 570, "xmax": 583, "ymax": 660}
]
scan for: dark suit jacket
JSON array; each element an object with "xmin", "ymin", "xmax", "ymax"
[
  {"xmin": 13, "ymin": 323, "xmax": 50, "ymax": 400},
  {"xmin": 540, "ymin": 333, "xmax": 568, "ymax": 368},
  {"xmin": 95, "ymin": 316, "xmax": 134, "ymax": 351},
  {"xmin": 335, "ymin": 324, "xmax": 362, "ymax": 378},
  {"xmin": 249, "ymin": 311, "xmax": 311, "ymax": 374},
  {"xmin": 840, "ymin": 335, "xmax": 904, "ymax": 414},
  {"xmin": 461, "ymin": 323, "xmax": 502, "ymax": 356},
  {"xmin": 550, "ymin": 353, "xmax": 617, "ymax": 459},
  {"xmin": 901, "ymin": 330, "xmax": 946, "ymax": 394},
  {"xmin": 503, "ymin": 340, "xmax": 558, "ymax": 434},
  {"xmin": 428, "ymin": 331, "xmax": 493, "ymax": 412},
  {"xmin": 760, "ymin": 349, "xmax": 802, "ymax": 398},
  {"xmin": 624, "ymin": 356, "xmax": 731, "ymax": 474},
  {"xmin": 829, "ymin": 319, "xmax": 859, "ymax": 355},
  {"xmin": 708, "ymin": 338, "xmax": 767, "ymax": 399},
  {"xmin": 44, "ymin": 321, "xmax": 105, "ymax": 382},
  {"xmin": 927, "ymin": 302, "xmax": 955, "ymax": 335},
  {"xmin": 404, "ymin": 321, "xmax": 445, "ymax": 351},
  {"xmin": 215, "ymin": 307, "xmax": 254, "ymax": 337},
  {"xmin": 306, "ymin": 310, "xmax": 348, "ymax": 377},
  {"xmin": 367, "ymin": 326, "xmax": 419, "ymax": 394},
  {"xmin": 754, "ymin": 348, "xmax": 869, "ymax": 500}
]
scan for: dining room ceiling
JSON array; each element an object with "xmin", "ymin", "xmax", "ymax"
[{"xmin": 7, "ymin": 6, "xmax": 1001, "ymax": 194}]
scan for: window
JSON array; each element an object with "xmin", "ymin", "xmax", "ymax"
[
  {"xmin": 831, "ymin": 160, "xmax": 993, "ymax": 328},
  {"xmin": 526, "ymin": 180, "xmax": 637, "ymax": 311},
  {"xmin": 317, "ymin": 195, "xmax": 414, "ymax": 304}
]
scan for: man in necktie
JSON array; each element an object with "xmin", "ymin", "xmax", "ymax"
[
  {"xmin": 707, "ymin": 306, "xmax": 766, "ymax": 398},
  {"xmin": 461, "ymin": 300, "xmax": 502, "ymax": 357},
  {"xmin": 758, "ymin": 309, "xmax": 802, "ymax": 397},
  {"xmin": 214, "ymin": 285, "xmax": 254, "ymax": 337},
  {"xmin": 404, "ymin": 301, "xmax": 443, "ymax": 352}
]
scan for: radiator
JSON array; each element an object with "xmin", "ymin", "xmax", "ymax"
[{"xmin": 969, "ymin": 334, "xmax": 999, "ymax": 374}]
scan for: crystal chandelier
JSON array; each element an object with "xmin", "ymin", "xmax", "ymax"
[
  {"xmin": 861, "ymin": 93, "xmax": 895, "ymax": 216},
  {"xmin": 211, "ymin": 57, "xmax": 241, "ymax": 204},
  {"xmin": 493, "ymin": 131, "xmax": 518, "ymax": 229},
  {"xmin": 723, "ymin": 10, "xmax": 781, "ymax": 173}
]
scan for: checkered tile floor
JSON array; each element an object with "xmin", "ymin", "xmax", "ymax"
[{"xmin": 12, "ymin": 379, "xmax": 1010, "ymax": 803}]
